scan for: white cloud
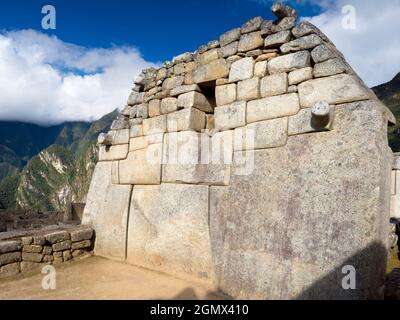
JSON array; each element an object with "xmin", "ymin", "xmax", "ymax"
[
  {"xmin": 303, "ymin": 0, "xmax": 400, "ymax": 87},
  {"xmin": 0, "ymin": 29, "xmax": 157, "ymax": 125},
  {"xmin": 251, "ymin": 0, "xmax": 400, "ymax": 87}
]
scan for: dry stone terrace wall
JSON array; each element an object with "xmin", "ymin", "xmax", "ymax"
[
  {"xmin": 83, "ymin": 2, "xmax": 395, "ymax": 299},
  {"xmin": 0, "ymin": 226, "xmax": 94, "ymax": 279}
]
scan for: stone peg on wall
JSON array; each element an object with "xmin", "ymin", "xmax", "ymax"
[
  {"xmin": 311, "ymin": 101, "xmax": 331, "ymax": 128},
  {"xmin": 271, "ymin": 2, "xmax": 297, "ymax": 19},
  {"xmin": 97, "ymin": 133, "xmax": 113, "ymax": 146}
]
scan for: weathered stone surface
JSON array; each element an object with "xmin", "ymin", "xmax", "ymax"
[
  {"xmin": 192, "ymin": 59, "xmax": 229, "ymax": 84},
  {"xmin": 21, "ymin": 237, "xmax": 33, "ymax": 246},
  {"xmin": 177, "ymin": 91, "xmax": 213, "ymax": 113},
  {"xmin": 311, "ymin": 44, "xmax": 338, "ymax": 63},
  {"xmin": 109, "ymin": 129, "xmax": 130, "ymax": 145},
  {"xmin": 162, "ymin": 131, "xmax": 231, "ymax": 186},
  {"xmin": 20, "ymin": 261, "xmax": 44, "ymax": 272},
  {"xmin": 268, "ymin": 51, "xmax": 310, "ymax": 74},
  {"xmin": 247, "ymin": 93, "xmax": 300, "ymax": 123},
  {"xmin": 280, "ymin": 34, "xmax": 323, "ymax": 53},
  {"xmin": 135, "ymin": 103, "xmax": 148, "ymax": 119},
  {"xmin": 119, "ymin": 144, "xmax": 162, "ymax": 185},
  {"xmin": 71, "ymin": 228, "xmax": 93, "ymax": 242},
  {"xmin": 254, "ymin": 61, "xmax": 268, "ymax": 77},
  {"xmin": 52, "ymin": 240, "xmax": 71, "ymax": 252},
  {"xmin": 220, "ymin": 28, "xmax": 241, "ymax": 46},
  {"xmin": 0, "ymin": 252, "xmax": 21, "ymax": 266},
  {"xmin": 130, "ymin": 124, "xmax": 144, "ymax": 138},
  {"xmin": 292, "ymin": 20, "xmax": 326, "ymax": 39},
  {"xmin": 22, "ymin": 252, "xmax": 42, "ymax": 263},
  {"xmin": 23, "ymin": 245, "xmax": 43, "ymax": 253},
  {"xmin": 45, "ymin": 231, "xmax": 70, "ymax": 244},
  {"xmin": 272, "ymin": 2, "xmax": 297, "ymax": 19},
  {"xmin": 167, "ymin": 108, "xmax": 206, "ymax": 132},
  {"xmin": 53, "ymin": 252, "xmax": 63, "ymax": 264},
  {"xmin": 199, "ymin": 49, "xmax": 220, "ymax": 64},
  {"xmin": 160, "ymin": 97, "xmax": 178, "ymax": 114},
  {"xmin": 261, "ymin": 17, "xmax": 296, "ymax": 37},
  {"xmin": 241, "ymin": 16, "xmax": 263, "ymax": 34},
  {"xmin": 63, "ymin": 250, "xmax": 73, "ymax": 261},
  {"xmin": 42, "ymin": 254, "xmax": 54, "ymax": 263},
  {"xmin": 238, "ymin": 31, "xmax": 264, "ymax": 52},
  {"xmin": 215, "ymin": 101, "xmax": 246, "ymax": 130},
  {"xmin": 42, "ymin": 246, "xmax": 53, "ymax": 255},
  {"xmin": 129, "ymin": 136, "xmax": 148, "ymax": 151},
  {"xmin": 127, "ymin": 184, "xmax": 213, "ymax": 278},
  {"xmin": 313, "ymin": 58, "xmax": 348, "ymax": 78},
  {"xmin": 127, "ymin": 91, "xmax": 144, "ymax": 106},
  {"xmin": 264, "ymin": 31, "xmax": 292, "ymax": 48},
  {"xmin": 173, "ymin": 52, "xmax": 193, "ymax": 64},
  {"xmin": 211, "ymin": 100, "xmax": 391, "ymax": 299},
  {"xmin": 234, "ymin": 118, "xmax": 288, "ymax": 150},
  {"xmin": 298, "ymin": 74, "xmax": 372, "ymax": 108},
  {"xmin": 170, "ymin": 84, "xmax": 200, "ymax": 97},
  {"xmin": 71, "ymin": 240, "xmax": 92, "ymax": 250},
  {"xmin": 111, "ymin": 117, "xmax": 130, "ymax": 130},
  {"xmin": 229, "ymin": 57, "xmax": 254, "ymax": 82},
  {"xmin": 288, "ymin": 107, "xmax": 332, "ymax": 135},
  {"xmin": 0, "ymin": 262, "xmax": 20, "ymax": 278},
  {"xmin": 162, "ymin": 76, "xmax": 184, "ymax": 90},
  {"xmin": 142, "ymin": 115, "xmax": 167, "ymax": 135},
  {"xmin": 98, "ymin": 144, "xmax": 129, "ymax": 161},
  {"xmin": 288, "ymin": 67, "xmax": 313, "ymax": 85},
  {"xmin": 82, "ymin": 161, "xmax": 132, "ymax": 260},
  {"xmin": 148, "ymin": 99, "xmax": 161, "ymax": 117},
  {"xmin": 237, "ymin": 77, "xmax": 260, "ymax": 101},
  {"xmin": 220, "ymin": 41, "xmax": 239, "ymax": 58},
  {"xmin": 260, "ymin": 73, "xmax": 288, "ymax": 97},
  {"xmin": 216, "ymin": 83, "xmax": 237, "ymax": 106},
  {"xmin": 0, "ymin": 240, "xmax": 22, "ymax": 254}
]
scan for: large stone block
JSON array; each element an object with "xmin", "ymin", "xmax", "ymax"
[
  {"xmin": 82, "ymin": 162, "xmax": 132, "ymax": 261},
  {"xmin": 98, "ymin": 144, "xmax": 129, "ymax": 161},
  {"xmin": 220, "ymin": 41, "xmax": 239, "ymax": 58},
  {"xmin": 119, "ymin": 144, "xmax": 162, "ymax": 185},
  {"xmin": 177, "ymin": 91, "xmax": 213, "ymax": 113},
  {"xmin": 260, "ymin": 73, "xmax": 288, "ymax": 97},
  {"xmin": 268, "ymin": 51, "xmax": 311, "ymax": 74},
  {"xmin": 216, "ymin": 83, "xmax": 237, "ymax": 106},
  {"xmin": 0, "ymin": 241, "xmax": 22, "ymax": 254},
  {"xmin": 280, "ymin": 34, "xmax": 323, "ymax": 53},
  {"xmin": 297, "ymin": 74, "xmax": 372, "ymax": 108},
  {"xmin": 220, "ymin": 27, "xmax": 241, "ymax": 46},
  {"xmin": 215, "ymin": 101, "xmax": 246, "ymax": 130},
  {"xmin": 127, "ymin": 184, "xmax": 213, "ymax": 278},
  {"xmin": 234, "ymin": 117, "xmax": 288, "ymax": 150},
  {"xmin": 0, "ymin": 252, "xmax": 21, "ymax": 266},
  {"xmin": 288, "ymin": 107, "xmax": 333, "ymax": 135},
  {"xmin": 142, "ymin": 115, "xmax": 167, "ymax": 135},
  {"xmin": 148, "ymin": 99, "xmax": 161, "ymax": 117},
  {"xmin": 160, "ymin": 97, "xmax": 178, "ymax": 114},
  {"xmin": 237, "ymin": 77, "xmax": 260, "ymax": 101},
  {"xmin": 210, "ymin": 100, "xmax": 391, "ymax": 299},
  {"xmin": 264, "ymin": 31, "xmax": 292, "ymax": 48},
  {"xmin": 229, "ymin": 57, "xmax": 254, "ymax": 82},
  {"xmin": 192, "ymin": 59, "xmax": 230, "ymax": 84},
  {"xmin": 313, "ymin": 58, "xmax": 348, "ymax": 78},
  {"xmin": 109, "ymin": 129, "xmax": 130, "ymax": 145},
  {"xmin": 247, "ymin": 93, "xmax": 300, "ymax": 123},
  {"xmin": 288, "ymin": 67, "xmax": 313, "ymax": 85},
  {"xmin": 166, "ymin": 108, "xmax": 206, "ymax": 132},
  {"xmin": 162, "ymin": 131, "xmax": 231, "ymax": 186},
  {"xmin": 238, "ymin": 31, "xmax": 264, "ymax": 52}
]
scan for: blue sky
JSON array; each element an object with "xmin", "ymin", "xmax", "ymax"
[{"xmin": 0, "ymin": 0, "xmax": 399, "ymax": 125}]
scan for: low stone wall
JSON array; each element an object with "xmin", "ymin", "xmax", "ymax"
[
  {"xmin": 0, "ymin": 226, "xmax": 94, "ymax": 279},
  {"xmin": 0, "ymin": 210, "xmax": 64, "ymax": 232}
]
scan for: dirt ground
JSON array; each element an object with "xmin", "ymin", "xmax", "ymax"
[{"xmin": 0, "ymin": 256, "xmax": 226, "ymax": 300}]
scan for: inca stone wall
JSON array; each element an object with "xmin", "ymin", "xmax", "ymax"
[{"xmin": 82, "ymin": 2, "xmax": 395, "ymax": 299}]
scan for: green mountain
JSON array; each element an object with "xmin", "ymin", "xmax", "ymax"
[
  {"xmin": 0, "ymin": 109, "xmax": 118, "ymax": 210},
  {"xmin": 372, "ymin": 72, "xmax": 400, "ymax": 151}
]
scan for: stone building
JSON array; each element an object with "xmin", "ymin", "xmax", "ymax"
[{"xmin": 82, "ymin": 3, "xmax": 395, "ymax": 299}]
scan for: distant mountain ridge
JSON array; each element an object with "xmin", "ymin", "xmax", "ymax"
[
  {"xmin": 372, "ymin": 72, "xmax": 400, "ymax": 151},
  {"xmin": 0, "ymin": 110, "xmax": 118, "ymax": 210}
]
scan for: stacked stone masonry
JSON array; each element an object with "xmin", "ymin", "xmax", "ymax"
[
  {"xmin": 0, "ymin": 226, "xmax": 94, "ymax": 279},
  {"xmin": 84, "ymin": 2, "xmax": 395, "ymax": 299}
]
